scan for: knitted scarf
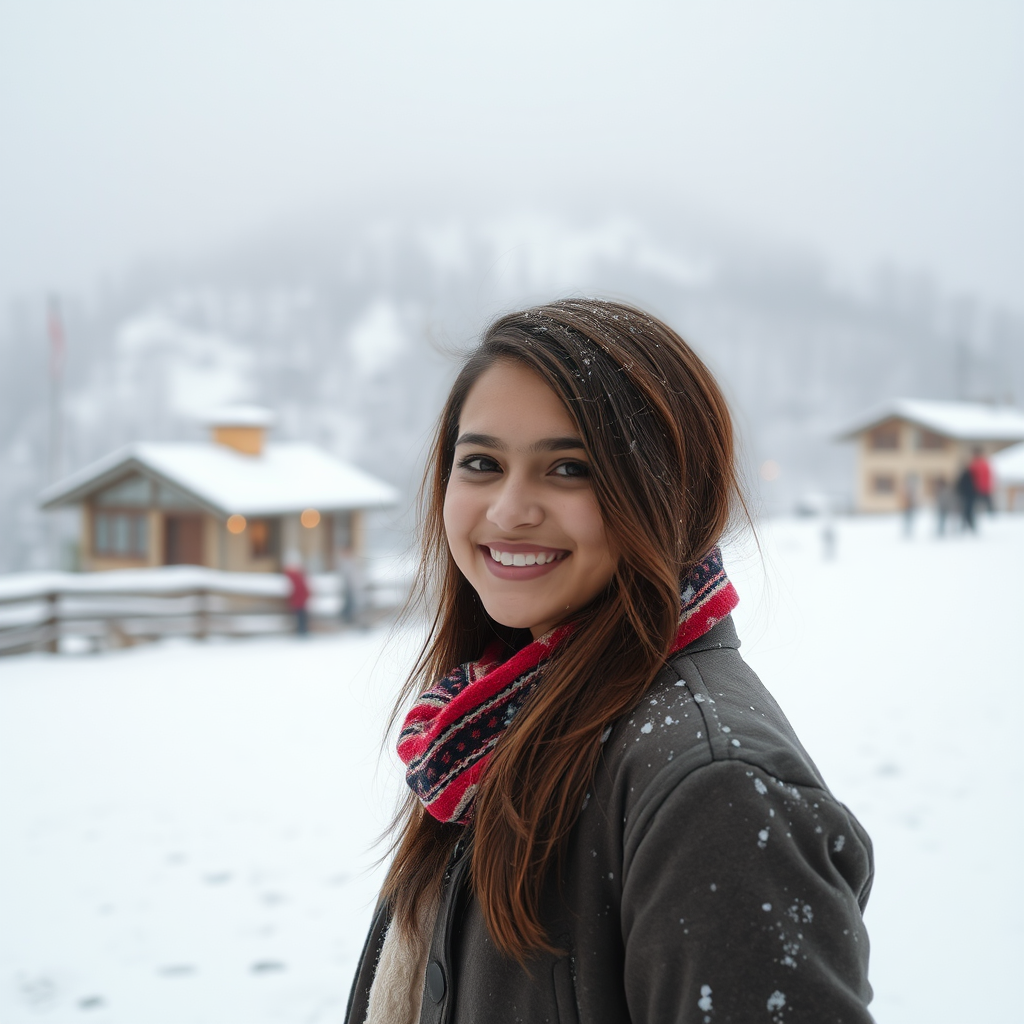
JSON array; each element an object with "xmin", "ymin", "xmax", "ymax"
[{"xmin": 398, "ymin": 546, "xmax": 739, "ymax": 825}]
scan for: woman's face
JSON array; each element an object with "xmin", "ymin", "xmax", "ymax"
[{"xmin": 443, "ymin": 358, "xmax": 618, "ymax": 639}]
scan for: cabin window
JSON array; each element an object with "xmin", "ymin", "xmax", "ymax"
[
  {"xmin": 868, "ymin": 423, "xmax": 900, "ymax": 450},
  {"xmin": 916, "ymin": 429, "xmax": 947, "ymax": 451},
  {"xmin": 871, "ymin": 474, "xmax": 896, "ymax": 495},
  {"xmin": 94, "ymin": 511, "xmax": 148, "ymax": 557},
  {"xmin": 95, "ymin": 475, "xmax": 152, "ymax": 507},
  {"xmin": 248, "ymin": 518, "xmax": 280, "ymax": 560},
  {"xmin": 155, "ymin": 482, "xmax": 202, "ymax": 510}
]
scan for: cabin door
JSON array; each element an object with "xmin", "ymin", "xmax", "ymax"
[{"xmin": 164, "ymin": 514, "xmax": 205, "ymax": 565}]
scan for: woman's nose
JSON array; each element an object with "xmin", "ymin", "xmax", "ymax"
[{"xmin": 486, "ymin": 478, "xmax": 544, "ymax": 531}]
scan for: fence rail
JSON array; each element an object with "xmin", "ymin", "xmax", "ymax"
[{"xmin": 0, "ymin": 566, "xmax": 405, "ymax": 656}]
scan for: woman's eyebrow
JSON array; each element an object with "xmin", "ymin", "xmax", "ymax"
[{"xmin": 454, "ymin": 432, "xmax": 586, "ymax": 453}]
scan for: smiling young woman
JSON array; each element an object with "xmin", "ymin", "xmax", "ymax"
[
  {"xmin": 346, "ymin": 300, "xmax": 875, "ymax": 1024},
  {"xmin": 443, "ymin": 358, "xmax": 619, "ymax": 639}
]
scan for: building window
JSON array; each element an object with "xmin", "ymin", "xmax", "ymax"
[
  {"xmin": 916, "ymin": 429, "xmax": 947, "ymax": 451},
  {"xmin": 868, "ymin": 423, "xmax": 900, "ymax": 450},
  {"xmin": 95, "ymin": 474, "xmax": 152, "ymax": 507},
  {"xmin": 94, "ymin": 511, "xmax": 148, "ymax": 557},
  {"xmin": 249, "ymin": 518, "xmax": 280, "ymax": 559},
  {"xmin": 155, "ymin": 481, "xmax": 202, "ymax": 510},
  {"xmin": 871, "ymin": 474, "xmax": 896, "ymax": 495}
]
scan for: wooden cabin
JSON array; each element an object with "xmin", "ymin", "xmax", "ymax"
[
  {"xmin": 838, "ymin": 399, "xmax": 1024, "ymax": 513},
  {"xmin": 39, "ymin": 407, "xmax": 399, "ymax": 572}
]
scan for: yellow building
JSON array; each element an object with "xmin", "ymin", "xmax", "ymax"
[
  {"xmin": 839, "ymin": 399, "xmax": 1024, "ymax": 513},
  {"xmin": 39, "ymin": 407, "xmax": 399, "ymax": 572}
]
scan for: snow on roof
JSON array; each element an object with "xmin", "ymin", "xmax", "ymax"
[
  {"xmin": 837, "ymin": 399, "xmax": 1024, "ymax": 442},
  {"xmin": 203, "ymin": 404, "xmax": 277, "ymax": 428},
  {"xmin": 40, "ymin": 442, "xmax": 400, "ymax": 515},
  {"xmin": 993, "ymin": 442, "xmax": 1024, "ymax": 485}
]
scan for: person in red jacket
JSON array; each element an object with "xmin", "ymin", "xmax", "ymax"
[
  {"xmin": 283, "ymin": 553, "xmax": 311, "ymax": 635},
  {"xmin": 970, "ymin": 447, "xmax": 994, "ymax": 514}
]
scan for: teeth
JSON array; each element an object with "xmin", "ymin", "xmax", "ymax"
[{"xmin": 488, "ymin": 548, "xmax": 561, "ymax": 565}]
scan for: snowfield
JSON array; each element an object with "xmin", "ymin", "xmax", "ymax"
[{"xmin": 1, "ymin": 514, "xmax": 1022, "ymax": 1024}]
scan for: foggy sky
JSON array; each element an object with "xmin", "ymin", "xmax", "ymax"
[{"xmin": 1, "ymin": 0, "xmax": 1021, "ymax": 310}]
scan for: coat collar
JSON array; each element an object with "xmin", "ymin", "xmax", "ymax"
[{"xmin": 675, "ymin": 613, "xmax": 740, "ymax": 656}]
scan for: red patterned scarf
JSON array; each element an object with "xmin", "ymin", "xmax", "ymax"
[{"xmin": 398, "ymin": 547, "xmax": 738, "ymax": 825}]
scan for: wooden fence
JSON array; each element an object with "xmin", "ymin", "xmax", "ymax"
[{"xmin": 0, "ymin": 567, "xmax": 403, "ymax": 657}]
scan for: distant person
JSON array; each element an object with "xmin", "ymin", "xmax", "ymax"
[
  {"xmin": 970, "ymin": 447, "xmax": 995, "ymax": 515},
  {"xmin": 338, "ymin": 549, "xmax": 366, "ymax": 626},
  {"xmin": 821, "ymin": 516, "xmax": 837, "ymax": 559},
  {"xmin": 901, "ymin": 476, "xmax": 917, "ymax": 538},
  {"xmin": 935, "ymin": 478, "xmax": 953, "ymax": 537},
  {"xmin": 283, "ymin": 553, "xmax": 311, "ymax": 635},
  {"xmin": 955, "ymin": 464, "xmax": 978, "ymax": 533}
]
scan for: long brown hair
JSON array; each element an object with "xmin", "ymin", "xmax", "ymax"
[{"xmin": 382, "ymin": 298, "xmax": 742, "ymax": 961}]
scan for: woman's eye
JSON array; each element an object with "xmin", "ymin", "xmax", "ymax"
[
  {"xmin": 456, "ymin": 455, "xmax": 501, "ymax": 473},
  {"xmin": 553, "ymin": 460, "xmax": 590, "ymax": 479}
]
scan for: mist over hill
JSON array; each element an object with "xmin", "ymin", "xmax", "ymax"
[{"xmin": 2, "ymin": 211, "xmax": 1021, "ymax": 573}]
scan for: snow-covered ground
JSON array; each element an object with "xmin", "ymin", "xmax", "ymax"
[{"xmin": 1, "ymin": 514, "xmax": 1021, "ymax": 1023}]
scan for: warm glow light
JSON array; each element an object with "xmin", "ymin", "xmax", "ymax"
[
  {"xmin": 226, "ymin": 514, "xmax": 247, "ymax": 534},
  {"xmin": 759, "ymin": 460, "xmax": 781, "ymax": 482},
  {"xmin": 300, "ymin": 508, "xmax": 321, "ymax": 529}
]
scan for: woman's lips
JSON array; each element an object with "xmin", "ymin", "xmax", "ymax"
[{"xmin": 479, "ymin": 544, "xmax": 569, "ymax": 581}]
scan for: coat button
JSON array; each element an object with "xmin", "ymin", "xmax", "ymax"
[{"xmin": 426, "ymin": 960, "xmax": 446, "ymax": 1002}]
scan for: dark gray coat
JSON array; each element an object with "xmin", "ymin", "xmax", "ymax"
[{"xmin": 347, "ymin": 616, "xmax": 875, "ymax": 1023}]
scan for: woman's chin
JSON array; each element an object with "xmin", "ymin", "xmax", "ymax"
[
  {"xmin": 488, "ymin": 613, "xmax": 541, "ymax": 633},
  {"xmin": 482, "ymin": 602, "xmax": 552, "ymax": 635}
]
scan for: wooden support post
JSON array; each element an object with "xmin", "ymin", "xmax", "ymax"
[
  {"xmin": 196, "ymin": 589, "xmax": 209, "ymax": 640},
  {"xmin": 350, "ymin": 510, "xmax": 365, "ymax": 556},
  {"xmin": 44, "ymin": 591, "xmax": 59, "ymax": 654}
]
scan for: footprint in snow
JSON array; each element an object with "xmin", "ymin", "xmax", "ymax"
[
  {"xmin": 17, "ymin": 975, "xmax": 58, "ymax": 1007},
  {"xmin": 251, "ymin": 961, "xmax": 287, "ymax": 974},
  {"xmin": 158, "ymin": 964, "xmax": 196, "ymax": 977}
]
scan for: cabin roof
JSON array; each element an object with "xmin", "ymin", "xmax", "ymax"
[
  {"xmin": 39, "ymin": 442, "xmax": 400, "ymax": 516},
  {"xmin": 836, "ymin": 399, "xmax": 1024, "ymax": 442}
]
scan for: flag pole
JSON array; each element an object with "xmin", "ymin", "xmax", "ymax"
[{"xmin": 47, "ymin": 294, "xmax": 66, "ymax": 567}]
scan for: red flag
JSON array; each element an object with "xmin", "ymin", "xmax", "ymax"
[{"xmin": 48, "ymin": 297, "xmax": 65, "ymax": 379}]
